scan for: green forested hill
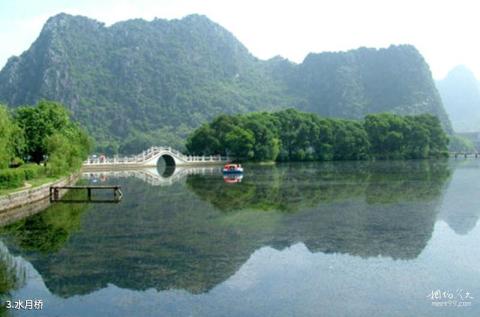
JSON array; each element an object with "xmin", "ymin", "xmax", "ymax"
[{"xmin": 0, "ymin": 13, "xmax": 451, "ymax": 153}]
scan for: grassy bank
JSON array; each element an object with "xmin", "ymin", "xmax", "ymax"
[
  {"xmin": 0, "ymin": 164, "xmax": 58, "ymax": 196},
  {"xmin": 0, "ymin": 176, "xmax": 58, "ymax": 196}
]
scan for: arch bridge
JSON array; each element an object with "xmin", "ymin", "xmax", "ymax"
[{"xmin": 83, "ymin": 146, "xmax": 229, "ymax": 168}]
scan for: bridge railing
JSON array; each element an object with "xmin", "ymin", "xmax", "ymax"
[
  {"xmin": 185, "ymin": 155, "xmax": 228, "ymax": 162},
  {"xmin": 449, "ymin": 152, "xmax": 480, "ymax": 158},
  {"xmin": 84, "ymin": 146, "xmax": 229, "ymax": 165}
]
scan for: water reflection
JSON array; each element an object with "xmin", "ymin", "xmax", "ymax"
[
  {"xmin": 438, "ymin": 160, "xmax": 480, "ymax": 234},
  {"xmin": 223, "ymin": 174, "xmax": 243, "ymax": 183},
  {"xmin": 82, "ymin": 166, "xmax": 220, "ymax": 186},
  {"xmin": 0, "ymin": 242, "xmax": 26, "ymax": 316},
  {"xmin": 187, "ymin": 160, "xmax": 450, "ymax": 212},
  {"xmin": 2, "ymin": 189, "xmax": 89, "ymax": 254},
  {"xmin": 0, "ymin": 160, "xmax": 459, "ymax": 303},
  {"xmin": 2, "ymin": 223, "xmax": 480, "ymax": 317}
]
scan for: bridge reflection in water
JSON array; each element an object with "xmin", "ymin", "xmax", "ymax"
[{"xmin": 82, "ymin": 165, "xmax": 222, "ymax": 186}]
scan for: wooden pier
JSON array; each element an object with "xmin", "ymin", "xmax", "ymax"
[{"xmin": 49, "ymin": 185, "xmax": 123, "ymax": 203}]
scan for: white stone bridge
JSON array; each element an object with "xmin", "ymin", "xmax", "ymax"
[{"xmin": 83, "ymin": 146, "xmax": 229, "ymax": 168}]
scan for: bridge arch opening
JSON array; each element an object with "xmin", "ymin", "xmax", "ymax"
[
  {"xmin": 160, "ymin": 154, "xmax": 176, "ymax": 167},
  {"xmin": 156, "ymin": 155, "xmax": 176, "ymax": 178}
]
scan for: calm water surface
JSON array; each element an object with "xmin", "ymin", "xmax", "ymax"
[{"xmin": 0, "ymin": 160, "xmax": 479, "ymax": 317}]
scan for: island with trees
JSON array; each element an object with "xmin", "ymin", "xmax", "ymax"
[{"xmin": 186, "ymin": 109, "xmax": 449, "ymax": 161}]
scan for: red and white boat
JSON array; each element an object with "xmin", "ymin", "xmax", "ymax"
[{"xmin": 222, "ymin": 163, "xmax": 244, "ymax": 174}]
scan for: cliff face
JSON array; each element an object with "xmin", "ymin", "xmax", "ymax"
[
  {"xmin": 269, "ymin": 45, "xmax": 451, "ymax": 131},
  {"xmin": 0, "ymin": 13, "xmax": 452, "ymax": 153}
]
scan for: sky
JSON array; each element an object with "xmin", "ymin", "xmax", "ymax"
[{"xmin": 0, "ymin": 0, "xmax": 479, "ymax": 80}]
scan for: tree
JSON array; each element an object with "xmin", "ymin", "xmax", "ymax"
[
  {"xmin": 312, "ymin": 117, "xmax": 334, "ymax": 160},
  {"xmin": 14, "ymin": 100, "xmax": 71, "ymax": 163},
  {"xmin": 186, "ymin": 110, "xmax": 448, "ymax": 162},
  {"xmin": 10, "ymin": 100, "xmax": 92, "ymax": 174},
  {"xmin": 332, "ymin": 120, "xmax": 370, "ymax": 160},
  {"xmin": 225, "ymin": 127, "xmax": 255, "ymax": 159},
  {"xmin": 243, "ymin": 113, "xmax": 279, "ymax": 161},
  {"xmin": 365, "ymin": 113, "xmax": 408, "ymax": 159},
  {"xmin": 0, "ymin": 105, "xmax": 25, "ymax": 168},
  {"xmin": 0, "ymin": 105, "xmax": 15, "ymax": 168},
  {"xmin": 45, "ymin": 133, "xmax": 70, "ymax": 176},
  {"xmin": 449, "ymin": 135, "xmax": 475, "ymax": 153},
  {"xmin": 186, "ymin": 124, "xmax": 220, "ymax": 155}
]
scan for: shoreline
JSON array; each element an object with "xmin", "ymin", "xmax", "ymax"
[{"xmin": 0, "ymin": 173, "xmax": 78, "ymax": 213}]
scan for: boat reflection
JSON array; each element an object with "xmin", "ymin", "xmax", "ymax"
[{"xmin": 223, "ymin": 174, "xmax": 243, "ymax": 183}]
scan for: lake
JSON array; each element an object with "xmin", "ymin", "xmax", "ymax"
[{"xmin": 0, "ymin": 159, "xmax": 479, "ymax": 317}]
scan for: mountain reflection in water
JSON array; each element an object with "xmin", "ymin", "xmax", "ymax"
[{"xmin": 0, "ymin": 160, "xmax": 479, "ymax": 317}]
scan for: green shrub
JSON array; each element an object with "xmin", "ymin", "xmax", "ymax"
[
  {"xmin": 9, "ymin": 157, "xmax": 24, "ymax": 168},
  {"xmin": 449, "ymin": 135, "xmax": 476, "ymax": 152},
  {"xmin": 23, "ymin": 168, "xmax": 37, "ymax": 181},
  {"xmin": 0, "ymin": 169, "xmax": 25, "ymax": 189},
  {"xmin": 22, "ymin": 164, "xmax": 45, "ymax": 180}
]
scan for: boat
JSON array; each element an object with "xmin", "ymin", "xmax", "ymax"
[{"xmin": 222, "ymin": 163, "xmax": 244, "ymax": 174}]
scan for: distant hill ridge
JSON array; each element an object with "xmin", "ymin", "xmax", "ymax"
[
  {"xmin": 436, "ymin": 65, "xmax": 480, "ymax": 132},
  {"xmin": 0, "ymin": 13, "xmax": 452, "ymax": 153}
]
